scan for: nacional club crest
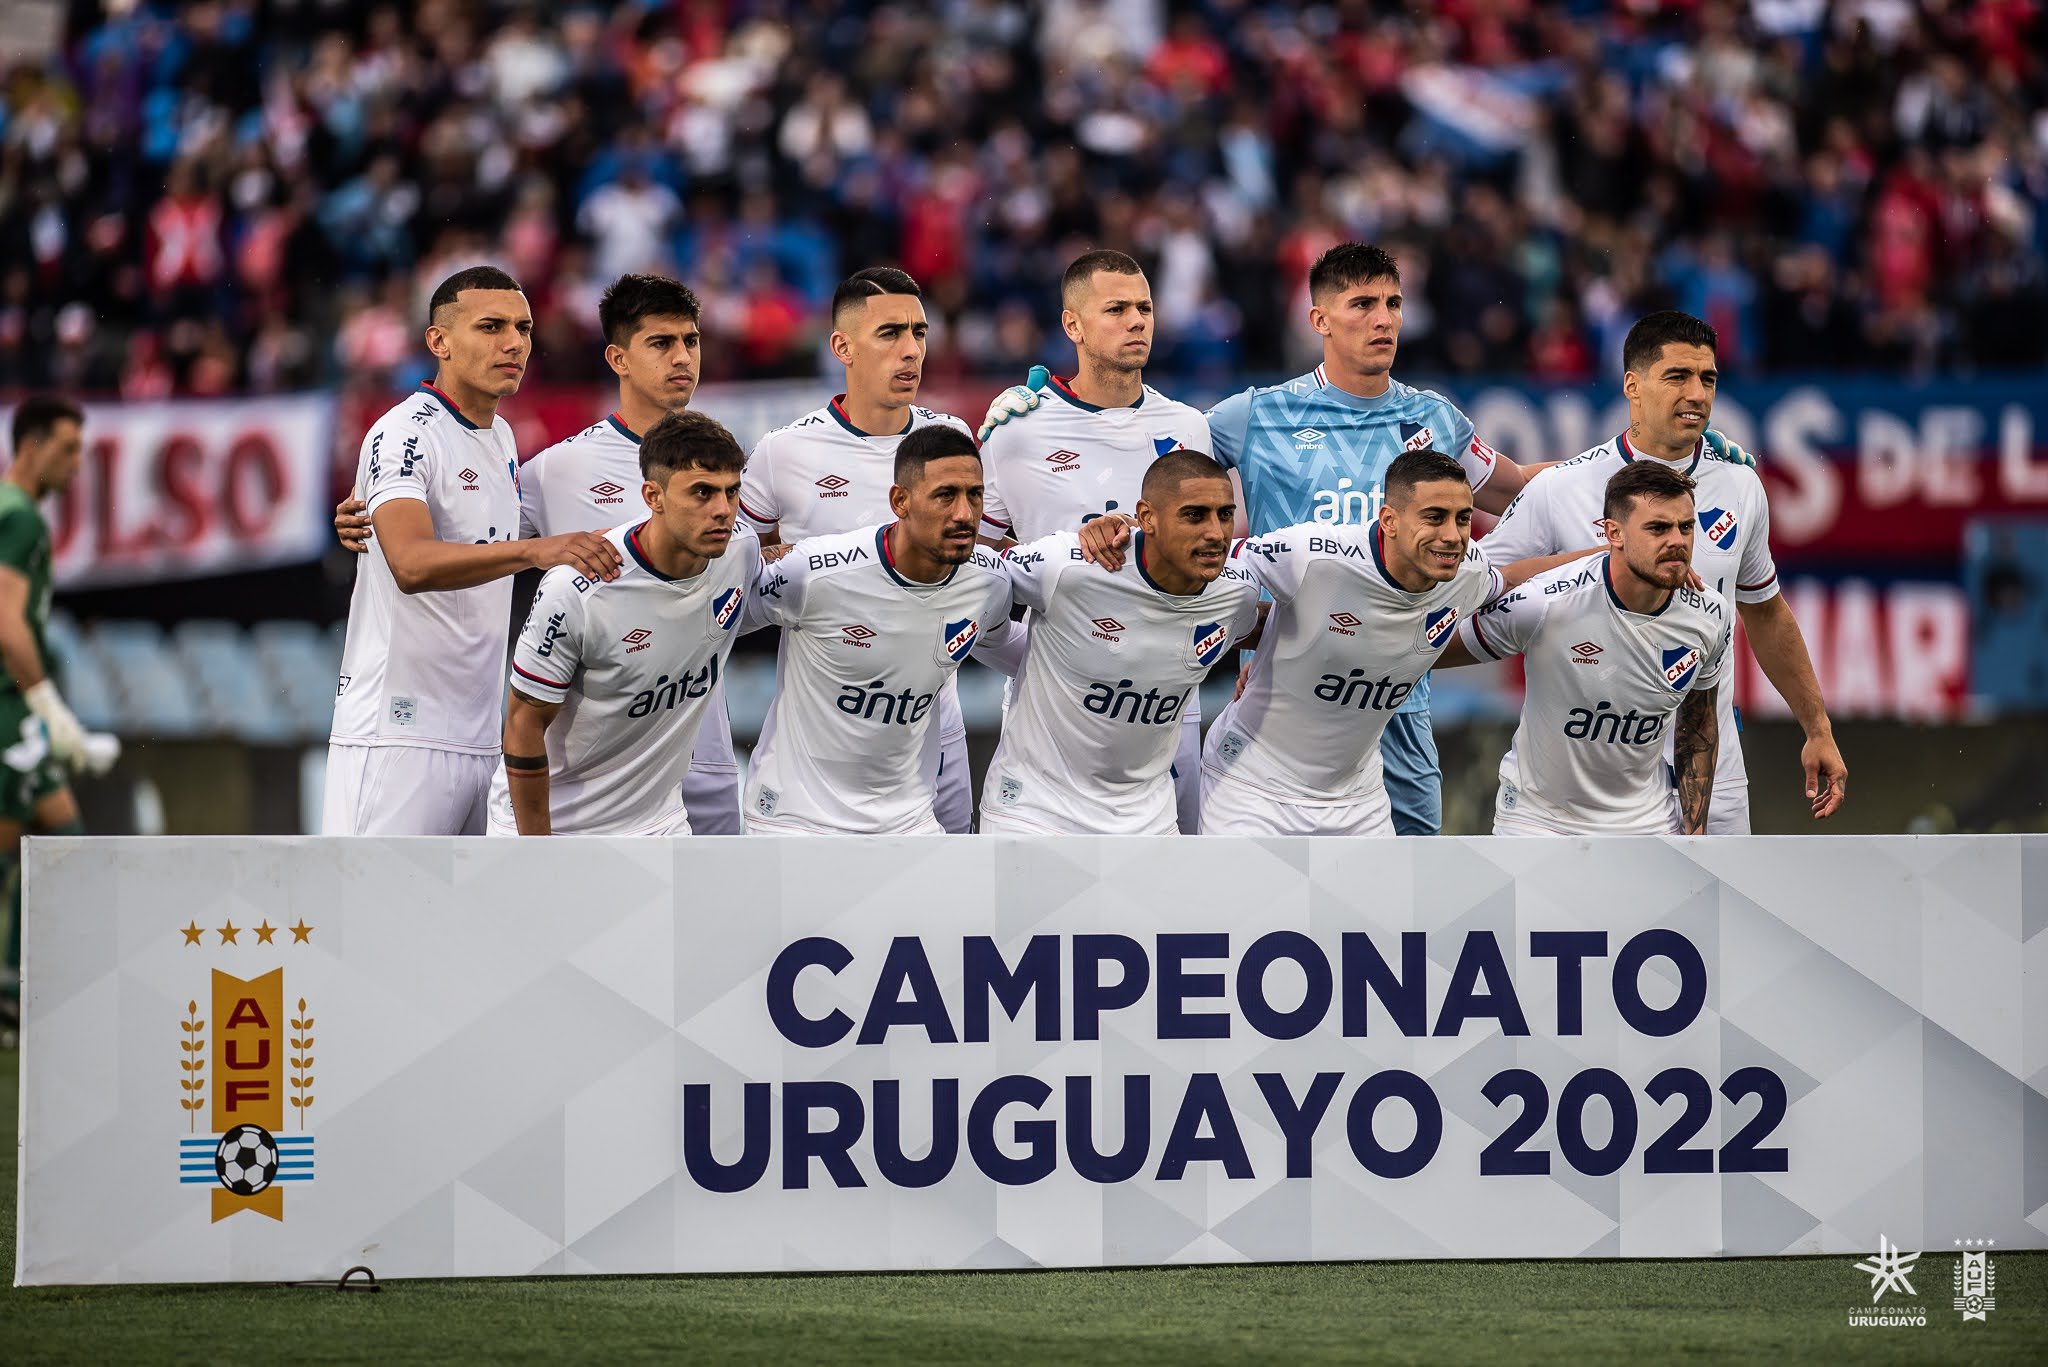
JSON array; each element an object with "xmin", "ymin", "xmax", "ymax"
[
  {"xmin": 1192, "ymin": 622, "xmax": 1230, "ymax": 668},
  {"xmin": 1700, "ymin": 505, "xmax": 1739, "ymax": 550},
  {"xmin": 712, "ymin": 587, "xmax": 744, "ymax": 631},
  {"xmin": 1422, "ymin": 606, "xmax": 1458, "ymax": 650},
  {"xmin": 176, "ymin": 949, "xmax": 317, "ymax": 1223},
  {"xmin": 943, "ymin": 618, "xmax": 979, "ymax": 663},
  {"xmin": 1660, "ymin": 645, "xmax": 1702, "ymax": 691}
]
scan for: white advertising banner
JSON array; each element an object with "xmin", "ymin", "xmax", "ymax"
[
  {"xmin": 0, "ymin": 394, "xmax": 337, "ymax": 589},
  {"xmin": 15, "ymin": 834, "xmax": 2043, "ymax": 1285}
]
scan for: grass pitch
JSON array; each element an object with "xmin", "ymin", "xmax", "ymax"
[{"xmin": 2, "ymin": 1053, "xmax": 2039, "ymax": 1365}]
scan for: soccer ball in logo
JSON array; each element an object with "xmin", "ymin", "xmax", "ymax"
[{"xmin": 215, "ymin": 1124, "xmax": 279, "ymax": 1195}]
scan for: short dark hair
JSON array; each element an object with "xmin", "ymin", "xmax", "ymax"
[
  {"xmin": 1385, "ymin": 450, "xmax": 1470, "ymax": 506},
  {"xmin": 428, "ymin": 265, "xmax": 523, "ymax": 321},
  {"xmin": 1060, "ymin": 248, "xmax": 1145, "ymax": 310},
  {"xmin": 1622, "ymin": 311, "xmax": 1718, "ymax": 377},
  {"xmin": 599, "ymin": 273, "xmax": 702, "ymax": 347},
  {"xmin": 639, "ymin": 410, "xmax": 744, "ymax": 483},
  {"xmin": 1308, "ymin": 243, "xmax": 1400, "ymax": 301},
  {"xmin": 894, "ymin": 423, "xmax": 980, "ymax": 488},
  {"xmin": 1604, "ymin": 462, "xmax": 1697, "ymax": 523},
  {"xmin": 831, "ymin": 266, "xmax": 922, "ymax": 328},
  {"xmin": 10, "ymin": 395, "xmax": 83, "ymax": 453},
  {"xmin": 1141, "ymin": 449, "xmax": 1231, "ymax": 507}
]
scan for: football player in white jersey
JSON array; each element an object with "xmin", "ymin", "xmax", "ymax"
[
  {"xmin": 338, "ymin": 274, "xmax": 749, "ymax": 833},
  {"xmin": 976, "ymin": 249, "xmax": 1215, "ymax": 830},
  {"xmin": 493, "ymin": 412, "xmax": 757, "ymax": 836},
  {"xmin": 737, "ymin": 267, "xmax": 981, "ymax": 832},
  {"xmin": 984, "ymin": 451, "xmax": 1261, "ymax": 835},
  {"xmin": 746, "ymin": 425, "xmax": 1011, "ymax": 835},
  {"xmin": 1439, "ymin": 463, "xmax": 1732, "ymax": 836},
  {"xmin": 325, "ymin": 267, "xmax": 623, "ymax": 836},
  {"xmin": 1203, "ymin": 450, "xmax": 1569, "ymax": 836},
  {"xmin": 1479, "ymin": 311, "xmax": 1845, "ymax": 828}
]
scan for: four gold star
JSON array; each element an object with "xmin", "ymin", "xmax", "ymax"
[{"xmin": 178, "ymin": 917, "xmax": 315, "ymax": 946}]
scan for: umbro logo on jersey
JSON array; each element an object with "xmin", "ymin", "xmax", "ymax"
[
  {"xmin": 591, "ymin": 480, "xmax": 626, "ymax": 505},
  {"xmin": 943, "ymin": 617, "xmax": 980, "ymax": 663},
  {"xmin": 1292, "ymin": 427, "xmax": 1323, "ymax": 448},
  {"xmin": 1701, "ymin": 506, "xmax": 1739, "ymax": 550},
  {"xmin": 1400, "ymin": 423, "xmax": 1434, "ymax": 452},
  {"xmin": 1192, "ymin": 622, "xmax": 1230, "ymax": 668},
  {"xmin": 1570, "ymin": 640, "xmax": 1604, "ymax": 664},
  {"xmin": 1046, "ymin": 449, "xmax": 1082, "ymax": 472},
  {"xmin": 840, "ymin": 623, "xmax": 876, "ymax": 648},
  {"xmin": 623, "ymin": 627, "xmax": 653, "ymax": 653},
  {"xmin": 816, "ymin": 474, "xmax": 851, "ymax": 498},
  {"xmin": 1423, "ymin": 606, "xmax": 1458, "ymax": 649},
  {"xmin": 458, "ymin": 467, "xmax": 480, "ymax": 490},
  {"xmin": 1327, "ymin": 611, "xmax": 1360, "ymax": 637},
  {"xmin": 713, "ymin": 587, "xmax": 743, "ymax": 630},
  {"xmin": 1089, "ymin": 616, "xmax": 1125, "ymax": 642},
  {"xmin": 1661, "ymin": 645, "xmax": 1702, "ymax": 691}
]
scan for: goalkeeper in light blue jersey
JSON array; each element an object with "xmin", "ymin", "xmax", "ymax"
[{"xmin": 982, "ymin": 242, "xmax": 1752, "ymax": 834}]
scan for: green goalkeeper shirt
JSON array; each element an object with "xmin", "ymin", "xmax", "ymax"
[{"xmin": 0, "ymin": 481, "xmax": 53, "ymax": 702}]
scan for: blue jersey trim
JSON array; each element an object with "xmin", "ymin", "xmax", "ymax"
[
  {"xmin": 1602, "ymin": 552, "xmax": 1672, "ymax": 617},
  {"xmin": 606, "ymin": 413, "xmax": 642, "ymax": 444},
  {"xmin": 1616, "ymin": 430, "xmax": 1701, "ymax": 478},
  {"xmin": 1048, "ymin": 374, "xmax": 1142, "ymax": 413},
  {"xmin": 829, "ymin": 396, "xmax": 912, "ymax": 439},
  {"xmin": 418, "ymin": 382, "xmax": 481, "ymax": 430},
  {"xmin": 877, "ymin": 523, "xmax": 958, "ymax": 588}
]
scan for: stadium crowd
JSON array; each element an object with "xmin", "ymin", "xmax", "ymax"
[{"xmin": 0, "ymin": 0, "xmax": 2042, "ymax": 399}]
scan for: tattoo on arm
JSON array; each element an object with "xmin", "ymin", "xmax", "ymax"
[{"xmin": 1674, "ymin": 686, "xmax": 1719, "ymax": 835}]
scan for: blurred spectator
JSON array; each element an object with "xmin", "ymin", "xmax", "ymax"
[{"xmin": 0, "ymin": 0, "xmax": 2038, "ymax": 395}]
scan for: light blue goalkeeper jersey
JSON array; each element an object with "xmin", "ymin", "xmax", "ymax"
[{"xmin": 1208, "ymin": 365, "xmax": 1500, "ymax": 716}]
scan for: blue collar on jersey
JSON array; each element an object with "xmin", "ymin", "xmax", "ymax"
[
  {"xmin": 625, "ymin": 522, "xmax": 707, "ymax": 583},
  {"xmin": 605, "ymin": 412, "xmax": 642, "ymax": 444},
  {"xmin": 1368, "ymin": 524, "xmax": 1425, "ymax": 595},
  {"xmin": 1602, "ymin": 551, "xmax": 1673, "ymax": 617},
  {"xmin": 418, "ymin": 381, "xmax": 481, "ymax": 430},
  {"xmin": 877, "ymin": 522, "xmax": 958, "ymax": 588},
  {"xmin": 829, "ymin": 396, "xmax": 913, "ymax": 438},
  {"xmin": 1616, "ymin": 429, "xmax": 1701, "ymax": 478},
  {"xmin": 1132, "ymin": 530, "xmax": 1206, "ymax": 598},
  {"xmin": 1047, "ymin": 374, "xmax": 1143, "ymax": 413}
]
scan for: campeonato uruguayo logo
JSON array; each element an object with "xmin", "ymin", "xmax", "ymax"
[{"xmin": 176, "ymin": 916, "xmax": 317, "ymax": 1221}]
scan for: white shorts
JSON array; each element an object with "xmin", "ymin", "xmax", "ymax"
[
  {"xmin": 1173, "ymin": 708, "xmax": 1201, "ymax": 834},
  {"xmin": 1703, "ymin": 778, "xmax": 1750, "ymax": 835},
  {"xmin": 679, "ymin": 678, "xmax": 741, "ymax": 836},
  {"xmin": 1198, "ymin": 769, "xmax": 1395, "ymax": 837},
  {"xmin": 745, "ymin": 810, "xmax": 944, "ymax": 837},
  {"xmin": 324, "ymin": 743, "xmax": 494, "ymax": 836},
  {"xmin": 922, "ymin": 682, "xmax": 971, "ymax": 835}
]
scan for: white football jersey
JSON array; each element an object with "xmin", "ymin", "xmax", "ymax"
[
  {"xmin": 1204, "ymin": 523, "xmax": 1503, "ymax": 804},
  {"xmin": 745, "ymin": 524, "xmax": 1012, "ymax": 834},
  {"xmin": 518, "ymin": 412, "xmax": 645, "ymax": 538},
  {"xmin": 1459, "ymin": 554, "xmax": 1734, "ymax": 835},
  {"xmin": 1479, "ymin": 433, "xmax": 1777, "ymax": 789},
  {"xmin": 487, "ymin": 522, "xmax": 759, "ymax": 834},
  {"xmin": 737, "ymin": 398, "xmax": 972, "ymax": 544},
  {"xmin": 978, "ymin": 378, "xmax": 1211, "ymax": 542},
  {"xmin": 332, "ymin": 383, "xmax": 523, "ymax": 754},
  {"xmin": 984, "ymin": 531, "xmax": 1260, "ymax": 833}
]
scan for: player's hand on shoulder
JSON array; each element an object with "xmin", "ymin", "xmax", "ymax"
[
  {"xmin": 335, "ymin": 489, "xmax": 371, "ymax": 554},
  {"xmin": 1077, "ymin": 512, "xmax": 1136, "ymax": 570},
  {"xmin": 762, "ymin": 541, "xmax": 796, "ymax": 564},
  {"xmin": 1704, "ymin": 428, "xmax": 1756, "ymax": 469},
  {"xmin": 530, "ymin": 531, "xmax": 622, "ymax": 581},
  {"xmin": 974, "ymin": 364, "xmax": 1049, "ymax": 442}
]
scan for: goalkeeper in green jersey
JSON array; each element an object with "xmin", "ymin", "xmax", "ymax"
[{"xmin": 0, "ymin": 396, "xmax": 116, "ymax": 1037}]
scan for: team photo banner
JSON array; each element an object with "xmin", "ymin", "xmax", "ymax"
[
  {"xmin": 0, "ymin": 393, "xmax": 338, "ymax": 590},
  {"xmin": 15, "ymin": 834, "xmax": 2042, "ymax": 1285}
]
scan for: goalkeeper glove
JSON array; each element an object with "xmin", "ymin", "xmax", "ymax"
[
  {"xmin": 975, "ymin": 365, "xmax": 1049, "ymax": 443},
  {"xmin": 1704, "ymin": 428, "xmax": 1756, "ymax": 469},
  {"xmin": 25, "ymin": 680, "xmax": 86, "ymax": 768}
]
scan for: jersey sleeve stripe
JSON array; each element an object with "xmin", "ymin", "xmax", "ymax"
[
  {"xmin": 511, "ymin": 661, "xmax": 571, "ymax": 690},
  {"xmin": 1737, "ymin": 572, "xmax": 1778, "ymax": 591},
  {"xmin": 1469, "ymin": 611, "xmax": 1505, "ymax": 660},
  {"xmin": 737, "ymin": 497, "xmax": 777, "ymax": 525}
]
